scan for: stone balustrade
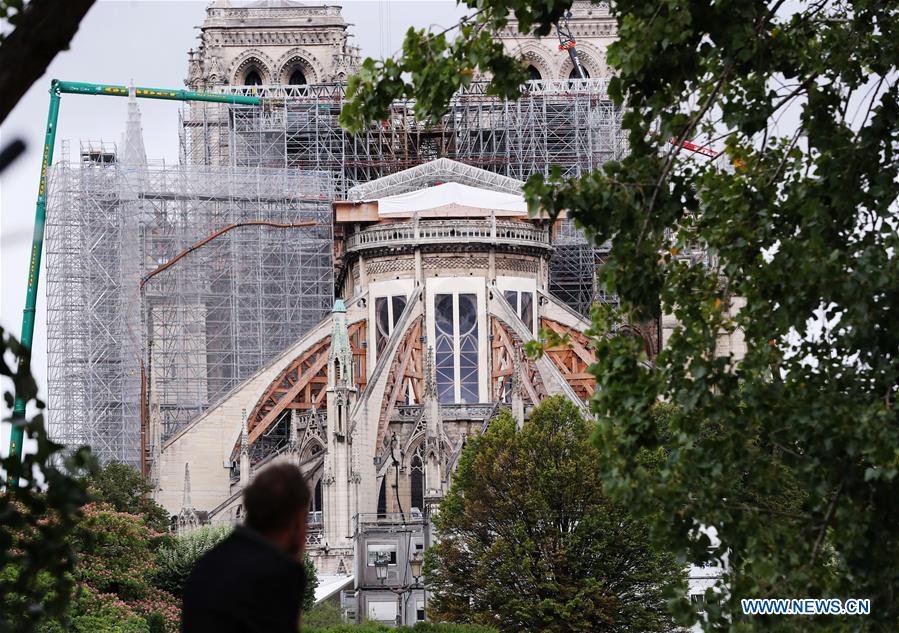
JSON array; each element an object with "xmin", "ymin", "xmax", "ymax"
[{"xmin": 345, "ymin": 219, "xmax": 550, "ymax": 256}]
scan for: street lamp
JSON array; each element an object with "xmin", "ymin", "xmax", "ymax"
[{"xmin": 409, "ymin": 552, "xmax": 423, "ymax": 582}]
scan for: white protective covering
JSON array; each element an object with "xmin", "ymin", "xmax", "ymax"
[
  {"xmin": 376, "ymin": 182, "xmax": 527, "ymax": 217},
  {"xmin": 314, "ymin": 574, "xmax": 355, "ymax": 604}
]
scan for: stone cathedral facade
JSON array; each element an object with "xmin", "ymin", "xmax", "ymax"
[{"xmin": 185, "ymin": 0, "xmax": 616, "ymax": 92}]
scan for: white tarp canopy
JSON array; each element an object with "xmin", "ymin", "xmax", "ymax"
[
  {"xmin": 314, "ymin": 574, "xmax": 355, "ymax": 604},
  {"xmin": 376, "ymin": 181, "xmax": 527, "ymax": 217}
]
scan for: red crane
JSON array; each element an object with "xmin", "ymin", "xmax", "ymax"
[{"xmin": 555, "ymin": 15, "xmax": 717, "ymax": 160}]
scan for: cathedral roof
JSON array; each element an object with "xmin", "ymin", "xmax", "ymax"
[
  {"xmin": 221, "ymin": 0, "xmax": 309, "ymax": 7},
  {"xmin": 246, "ymin": 0, "xmax": 307, "ymax": 6},
  {"xmin": 346, "ymin": 158, "xmax": 524, "ymax": 202},
  {"xmin": 376, "ymin": 181, "xmax": 527, "ymax": 218}
]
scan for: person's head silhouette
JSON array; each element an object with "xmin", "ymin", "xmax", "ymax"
[{"xmin": 243, "ymin": 463, "xmax": 310, "ymax": 557}]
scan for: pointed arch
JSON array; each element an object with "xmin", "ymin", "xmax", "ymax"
[
  {"xmin": 376, "ymin": 477, "xmax": 387, "ymax": 517},
  {"xmin": 312, "ymin": 479, "xmax": 323, "ymax": 513},
  {"xmin": 410, "ymin": 453, "xmax": 424, "ymax": 513},
  {"xmin": 519, "ymin": 48, "xmax": 552, "ymax": 81},
  {"xmin": 275, "ymin": 48, "xmax": 321, "ymax": 84},
  {"xmin": 230, "ymin": 49, "xmax": 276, "ymax": 86},
  {"xmin": 558, "ymin": 41, "xmax": 608, "ymax": 79}
]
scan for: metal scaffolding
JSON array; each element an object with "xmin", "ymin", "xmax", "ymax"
[
  {"xmin": 180, "ymin": 79, "xmax": 626, "ymax": 194},
  {"xmin": 45, "ymin": 144, "xmax": 333, "ymax": 465},
  {"xmin": 45, "ymin": 79, "xmax": 623, "ymax": 466},
  {"xmin": 181, "ymin": 79, "xmax": 625, "ymax": 316},
  {"xmin": 549, "ymin": 219, "xmax": 618, "ymax": 316}
]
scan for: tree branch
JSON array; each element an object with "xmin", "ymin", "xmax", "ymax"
[
  {"xmin": 810, "ymin": 478, "xmax": 844, "ymax": 565},
  {"xmin": 0, "ymin": 0, "xmax": 95, "ymax": 124}
]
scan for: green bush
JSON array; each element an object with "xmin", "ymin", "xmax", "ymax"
[
  {"xmin": 152, "ymin": 525, "xmax": 232, "ymax": 597},
  {"xmin": 407, "ymin": 625, "xmax": 498, "ymax": 633},
  {"xmin": 84, "ymin": 461, "xmax": 170, "ymax": 533},
  {"xmin": 303, "ymin": 599, "xmax": 345, "ymax": 629},
  {"xmin": 153, "ymin": 525, "xmax": 317, "ymax": 612}
]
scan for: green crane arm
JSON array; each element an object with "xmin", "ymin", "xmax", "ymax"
[
  {"xmin": 55, "ymin": 80, "xmax": 262, "ymax": 105},
  {"xmin": 6, "ymin": 79, "xmax": 260, "ymax": 485}
]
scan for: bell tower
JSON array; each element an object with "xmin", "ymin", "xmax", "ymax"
[{"xmin": 187, "ymin": 0, "xmax": 360, "ymax": 91}]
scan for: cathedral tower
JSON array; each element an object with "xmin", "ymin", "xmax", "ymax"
[{"xmin": 187, "ymin": 0, "xmax": 360, "ymax": 91}]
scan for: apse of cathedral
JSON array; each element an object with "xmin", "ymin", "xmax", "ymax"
[{"xmin": 149, "ymin": 0, "xmax": 695, "ymax": 623}]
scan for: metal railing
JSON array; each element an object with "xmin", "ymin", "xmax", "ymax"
[
  {"xmin": 355, "ymin": 512, "xmax": 428, "ymax": 530},
  {"xmin": 221, "ymin": 78, "xmax": 612, "ymax": 101}
]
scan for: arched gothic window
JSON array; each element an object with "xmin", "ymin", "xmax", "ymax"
[
  {"xmin": 245, "ymin": 69, "xmax": 263, "ymax": 86},
  {"xmin": 434, "ymin": 293, "xmax": 480, "ymax": 403},
  {"xmin": 288, "ymin": 69, "xmax": 307, "ymax": 85},
  {"xmin": 377, "ymin": 477, "xmax": 387, "ymax": 517},
  {"xmin": 375, "ymin": 295, "xmax": 406, "ymax": 360},
  {"xmin": 527, "ymin": 65, "xmax": 542, "ymax": 81},
  {"xmin": 312, "ymin": 479, "xmax": 323, "ymax": 513},
  {"xmin": 568, "ymin": 65, "xmax": 590, "ymax": 80},
  {"xmin": 410, "ymin": 454, "xmax": 424, "ymax": 512}
]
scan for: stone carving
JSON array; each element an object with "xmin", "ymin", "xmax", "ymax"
[
  {"xmin": 496, "ymin": 256, "xmax": 539, "ymax": 274},
  {"xmin": 422, "ymin": 256, "xmax": 489, "ymax": 270},
  {"xmin": 366, "ymin": 258, "xmax": 414, "ymax": 276}
]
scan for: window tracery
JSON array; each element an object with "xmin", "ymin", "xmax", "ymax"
[
  {"xmin": 375, "ymin": 294, "xmax": 407, "ymax": 360},
  {"xmin": 410, "ymin": 451, "xmax": 424, "ymax": 512},
  {"xmin": 434, "ymin": 293, "xmax": 480, "ymax": 403}
]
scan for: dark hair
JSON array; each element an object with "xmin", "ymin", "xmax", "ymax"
[{"xmin": 243, "ymin": 463, "xmax": 310, "ymax": 533}]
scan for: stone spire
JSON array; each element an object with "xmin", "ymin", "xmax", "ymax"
[
  {"xmin": 120, "ymin": 86, "xmax": 147, "ymax": 168},
  {"xmin": 422, "ymin": 346, "xmax": 446, "ymax": 504},
  {"xmin": 177, "ymin": 462, "xmax": 200, "ymax": 533},
  {"xmin": 288, "ymin": 409, "xmax": 300, "ymax": 462},
  {"xmin": 423, "ymin": 345, "xmax": 437, "ymax": 399},
  {"xmin": 423, "ymin": 346, "xmax": 441, "ymax": 439},
  {"xmin": 511, "ymin": 348, "xmax": 525, "ymax": 429},
  {"xmin": 329, "ymin": 299, "xmax": 353, "ymax": 388},
  {"xmin": 182, "ymin": 462, "xmax": 192, "ymax": 510},
  {"xmin": 323, "ymin": 300, "xmax": 357, "ymax": 567}
]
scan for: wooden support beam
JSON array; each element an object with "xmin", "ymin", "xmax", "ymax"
[
  {"xmin": 376, "ymin": 316, "xmax": 423, "ymax": 449},
  {"xmin": 539, "ymin": 318, "xmax": 597, "ymax": 401},
  {"xmin": 248, "ymin": 351, "xmax": 330, "ymax": 445}
]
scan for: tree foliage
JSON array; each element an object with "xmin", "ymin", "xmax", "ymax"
[
  {"xmin": 152, "ymin": 525, "xmax": 231, "ymax": 598},
  {"xmin": 3, "ymin": 503, "xmax": 179, "ymax": 633},
  {"xmin": 344, "ymin": 2, "xmax": 899, "ymax": 630},
  {"xmin": 303, "ymin": 599, "xmax": 345, "ymax": 630},
  {"xmin": 85, "ymin": 461, "xmax": 170, "ymax": 533},
  {"xmin": 302, "ymin": 553, "xmax": 318, "ymax": 614},
  {"xmin": 426, "ymin": 397, "xmax": 683, "ymax": 633},
  {"xmin": 153, "ymin": 524, "xmax": 318, "ymax": 614},
  {"xmin": 305, "ymin": 624, "xmax": 497, "ymax": 633},
  {"xmin": 1, "ymin": 327, "xmax": 95, "ymax": 633},
  {"xmin": 0, "ymin": 0, "xmax": 95, "ymax": 123},
  {"xmin": 57, "ymin": 504, "xmax": 179, "ymax": 632}
]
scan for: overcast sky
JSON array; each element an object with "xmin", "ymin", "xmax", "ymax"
[{"xmin": 0, "ymin": 0, "xmax": 468, "ymax": 445}]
